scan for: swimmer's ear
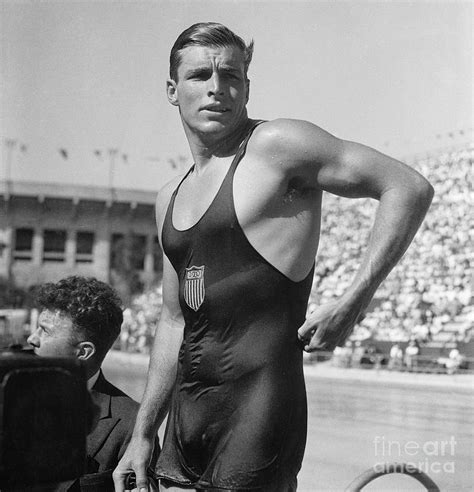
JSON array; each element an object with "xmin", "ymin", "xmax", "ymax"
[{"xmin": 167, "ymin": 79, "xmax": 179, "ymax": 106}]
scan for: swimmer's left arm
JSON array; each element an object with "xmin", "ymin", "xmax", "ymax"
[
  {"xmin": 257, "ymin": 119, "xmax": 434, "ymax": 351},
  {"xmin": 313, "ymin": 134, "xmax": 435, "ymax": 298}
]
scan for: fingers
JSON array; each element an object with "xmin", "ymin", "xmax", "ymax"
[
  {"xmin": 298, "ymin": 306, "xmax": 358, "ymax": 352},
  {"xmin": 298, "ymin": 321, "xmax": 311, "ymax": 340},
  {"xmin": 299, "ymin": 326, "xmax": 341, "ymax": 353},
  {"xmin": 297, "ymin": 319, "xmax": 315, "ymax": 343},
  {"xmin": 112, "ymin": 468, "xmax": 126, "ymax": 492},
  {"xmin": 135, "ymin": 470, "xmax": 150, "ymax": 492},
  {"xmin": 112, "ymin": 466, "xmax": 130, "ymax": 492},
  {"xmin": 305, "ymin": 340, "xmax": 336, "ymax": 353},
  {"xmin": 298, "ymin": 319, "xmax": 329, "ymax": 352},
  {"xmin": 131, "ymin": 461, "xmax": 150, "ymax": 492},
  {"xmin": 113, "ymin": 464, "xmax": 149, "ymax": 492},
  {"xmin": 298, "ymin": 323, "xmax": 322, "ymax": 352}
]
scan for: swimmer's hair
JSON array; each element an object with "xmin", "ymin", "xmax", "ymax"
[
  {"xmin": 169, "ymin": 22, "xmax": 254, "ymax": 81},
  {"xmin": 36, "ymin": 276, "xmax": 123, "ymax": 360}
]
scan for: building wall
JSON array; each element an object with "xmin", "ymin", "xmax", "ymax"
[{"xmin": 1, "ymin": 194, "xmax": 161, "ymax": 290}]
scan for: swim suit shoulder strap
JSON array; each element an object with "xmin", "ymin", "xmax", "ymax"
[{"xmin": 228, "ymin": 120, "xmax": 266, "ymax": 174}]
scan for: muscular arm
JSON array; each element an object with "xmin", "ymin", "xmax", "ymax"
[
  {"xmin": 257, "ymin": 119, "xmax": 434, "ymax": 350},
  {"xmin": 113, "ymin": 182, "xmax": 184, "ymax": 491},
  {"xmin": 322, "ymin": 138, "xmax": 433, "ymax": 297},
  {"xmin": 308, "ymin": 140, "xmax": 433, "ymax": 350},
  {"xmin": 132, "ymin": 254, "xmax": 183, "ymax": 436}
]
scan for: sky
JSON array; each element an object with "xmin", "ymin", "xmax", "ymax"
[{"xmin": 1, "ymin": 0, "xmax": 472, "ymax": 191}]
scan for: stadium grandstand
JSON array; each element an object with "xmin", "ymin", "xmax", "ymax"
[
  {"xmin": 118, "ymin": 142, "xmax": 473, "ymax": 371},
  {"xmin": 312, "ymin": 143, "xmax": 472, "ymax": 345},
  {"xmin": 1, "ymin": 142, "xmax": 472, "ymax": 371}
]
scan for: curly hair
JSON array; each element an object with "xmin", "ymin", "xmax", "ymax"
[
  {"xmin": 36, "ymin": 276, "xmax": 123, "ymax": 359},
  {"xmin": 169, "ymin": 22, "xmax": 254, "ymax": 81}
]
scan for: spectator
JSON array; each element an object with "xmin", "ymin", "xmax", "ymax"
[
  {"xmin": 388, "ymin": 343, "xmax": 404, "ymax": 370},
  {"xmin": 404, "ymin": 339, "xmax": 420, "ymax": 371},
  {"xmin": 438, "ymin": 344, "xmax": 466, "ymax": 375},
  {"xmin": 27, "ymin": 276, "xmax": 160, "ymax": 490}
]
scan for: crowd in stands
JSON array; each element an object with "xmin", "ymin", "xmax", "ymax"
[
  {"xmin": 310, "ymin": 143, "xmax": 472, "ymax": 345},
  {"xmin": 329, "ymin": 338, "xmax": 468, "ymax": 374},
  {"xmin": 120, "ymin": 144, "xmax": 473, "ymax": 354},
  {"xmin": 118, "ymin": 287, "xmax": 162, "ymax": 353}
]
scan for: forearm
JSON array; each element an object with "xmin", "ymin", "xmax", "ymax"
[
  {"xmin": 131, "ymin": 317, "xmax": 183, "ymax": 440},
  {"xmin": 343, "ymin": 182, "xmax": 433, "ymax": 310}
]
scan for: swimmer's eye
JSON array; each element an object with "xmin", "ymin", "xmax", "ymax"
[{"xmin": 186, "ymin": 70, "xmax": 212, "ymax": 81}]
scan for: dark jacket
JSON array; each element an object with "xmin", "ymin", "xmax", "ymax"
[
  {"xmin": 72, "ymin": 370, "xmax": 159, "ymax": 491},
  {"xmin": 86, "ymin": 370, "xmax": 141, "ymax": 474}
]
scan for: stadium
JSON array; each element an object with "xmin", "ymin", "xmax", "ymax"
[
  {"xmin": 2, "ymin": 143, "xmax": 472, "ymax": 370},
  {"xmin": 1, "ymin": 141, "xmax": 472, "ymax": 491},
  {"xmin": 1, "ymin": 2, "xmax": 472, "ymax": 491}
]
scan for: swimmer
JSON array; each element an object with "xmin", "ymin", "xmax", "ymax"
[{"xmin": 113, "ymin": 22, "xmax": 433, "ymax": 492}]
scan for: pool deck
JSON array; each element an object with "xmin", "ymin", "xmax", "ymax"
[
  {"xmin": 303, "ymin": 361, "xmax": 473, "ymax": 391},
  {"xmin": 105, "ymin": 350, "xmax": 474, "ymax": 392}
]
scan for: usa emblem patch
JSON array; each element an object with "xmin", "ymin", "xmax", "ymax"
[{"xmin": 184, "ymin": 265, "xmax": 205, "ymax": 311}]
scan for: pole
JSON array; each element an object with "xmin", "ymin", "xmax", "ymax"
[
  {"xmin": 2, "ymin": 138, "xmax": 16, "ymax": 291},
  {"xmin": 108, "ymin": 148, "xmax": 118, "ymax": 190},
  {"xmin": 4, "ymin": 139, "xmax": 16, "ymax": 198}
]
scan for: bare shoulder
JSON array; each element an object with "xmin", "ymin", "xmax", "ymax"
[
  {"xmin": 155, "ymin": 173, "xmax": 186, "ymax": 218},
  {"xmin": 250, "ymin": 118, "xmax": 342, "ymax": 168}
]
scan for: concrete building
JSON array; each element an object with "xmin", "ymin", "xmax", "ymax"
[{"xmin": 0, "ymin": 180, "xmax": 161, "ymax": 290}]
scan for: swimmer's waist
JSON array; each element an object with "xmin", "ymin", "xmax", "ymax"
[{"xmin": 178, "ymin": 340, "xmax": 301, "ymax": 385}]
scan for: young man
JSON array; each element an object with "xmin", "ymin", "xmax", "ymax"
[
  {"xmin": 28, "ymin": 276, "xmax": 159, "ymax": 490},
  {"xmin": 113, "ymin": 23, "xmax": 433, "ymax": 492}
]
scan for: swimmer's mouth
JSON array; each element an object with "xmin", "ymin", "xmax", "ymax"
[{"xmin": 201, "ymin": 104, "xmax": 229, "ymax": 113}]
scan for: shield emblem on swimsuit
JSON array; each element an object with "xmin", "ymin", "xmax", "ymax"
[{"xmin": 184, "ymin": 265, "xmax": 205, "ymax": 311}]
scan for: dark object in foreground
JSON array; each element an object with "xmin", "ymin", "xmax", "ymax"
[{"xmin": 0, "ymin": 347, "xmax": 88, "ymax": 489}]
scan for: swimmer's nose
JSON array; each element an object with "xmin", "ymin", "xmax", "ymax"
[{"xmin": 208, "ymin": 72, "xmax": 225, "ymax": 97}]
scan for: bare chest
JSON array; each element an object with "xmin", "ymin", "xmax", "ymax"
[
  {"xmin": 172, "ymin": 161, "xmax": 234, "ymax": 231},
  {"xmin": 170, "ymin": 157, "xmax": 322, "ymax": 281},
  {"xmin": 171, "ymin": 156, "xmax": 289, "ymax": 229}
]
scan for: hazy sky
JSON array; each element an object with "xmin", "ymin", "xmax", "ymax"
[{"xmin": 1, "ymin": 0, "xmax": 472, "ymax": 191}]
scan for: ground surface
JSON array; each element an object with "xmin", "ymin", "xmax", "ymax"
[{"xmin": 103, "ymin": 351, "xmax": 474, "ymax": 491}]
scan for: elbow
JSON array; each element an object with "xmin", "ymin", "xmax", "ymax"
[{"xmin": 416, "ymin": 177, "xmax": 434, "ymax": 209}]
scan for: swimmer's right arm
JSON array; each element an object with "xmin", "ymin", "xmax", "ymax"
[{"xmin": 113, "ymin": 184, "xmax": 185, "ymax": 492}]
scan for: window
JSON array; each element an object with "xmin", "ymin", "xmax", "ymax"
[
  {"xmin": 43, "ymin": 229, "xmax": 66, "ymax": 262},
  {"xmin": 132, "ymin": 235, "xmax": 147, "ymax": 270},
  {"xmin": 76, "ymin": 232, "xmax": 94, "ymax": 263},
  {"xmin": 14, "ymin": 228, "xmax": 34, "ymax": 260}
]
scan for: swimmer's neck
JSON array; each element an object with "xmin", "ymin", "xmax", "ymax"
[{"xmin": 183, "ymin": 116, "xmax": 254, "ymax": 171}]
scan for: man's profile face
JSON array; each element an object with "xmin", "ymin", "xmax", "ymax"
[
  {"xmin": 28, "ymin": 309, "xmax": 80, "ymax": 358},
  {"xmin": 167, "ymin": 44, "xmax": 249, "ymax": 136}
]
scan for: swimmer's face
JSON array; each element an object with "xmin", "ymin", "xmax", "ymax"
[
  {"xmin": 167, "ymin": 45, "xmax": 249, "ymax": 137},
  {"xmin": 28, "ymin": 309, "xmax": 81, "ymax": 358}
]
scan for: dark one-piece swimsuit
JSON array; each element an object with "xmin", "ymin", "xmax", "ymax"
[{"xmin": 155, "ymin": 121, "xmax": 314, "ymax": 491}]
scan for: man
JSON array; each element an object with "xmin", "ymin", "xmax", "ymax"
[
  {"xmin": 28, "ymin": 276, "xmax": 159, "ymax": 490},
  {"xmin": 113, "ymin": 22, "xmax": 433, "ymax": 492}
]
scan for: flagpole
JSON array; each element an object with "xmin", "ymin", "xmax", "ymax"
[
  {"xmin": 4, "ymin": 138, "xmax": 16, "ymax": 198},
  {"xmin": 2, "ymin": 138, "xmax": 17, "ymax": 287},
  {"xmin": 108, "ymin": 148, "xmax": 118, "ymax": 191}
]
